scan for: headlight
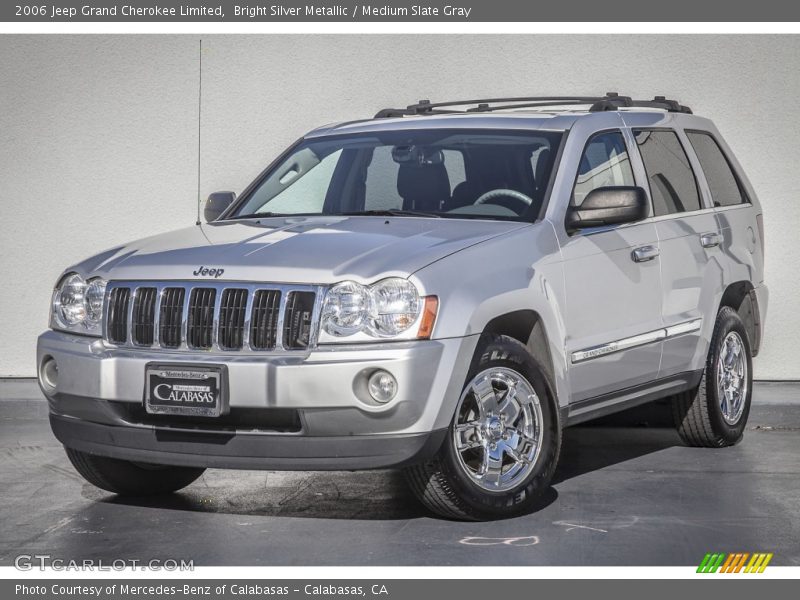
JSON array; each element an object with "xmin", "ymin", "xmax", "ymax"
[
  {"xmin": 51, "ymin": 273, "xmax": 106, "ymax": 336},
  {"xmin": 55, "ymin": 273, "xmax": 86, "ymax": 326},
  {"xmin": 84, "ymin": 279, "xmax": 107, "ymax": 325},
  {"xmin": 321, "ymin": 281, "xmax": 372, "ymax": 336},
  {"xmin": 367, "ymin": 278, "xmax": 420, "ymax": 337},
  {"xmin": 320, "ymin": 278, "xmax": 436, "ymax": 342}
]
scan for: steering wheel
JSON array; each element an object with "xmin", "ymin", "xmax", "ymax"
[{"xmin": 474, "ymin": 188, "xmax": 534, "ymax": 207}]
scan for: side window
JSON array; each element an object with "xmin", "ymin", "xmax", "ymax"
[
  {"xmin": 572, "ymin": 131, "xmax": 635, "ymax": 206},
  {"xmin": 687, "ymin": 131, "xmax": 747, "ymax": 207},
  {"xmin": 634, "ymin": 130, "xmax": 701, "ymax": 216}
]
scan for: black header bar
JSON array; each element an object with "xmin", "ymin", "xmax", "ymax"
[{"xmin": 4, "ymin": 0, "xmax": 800, "ymax": 22}]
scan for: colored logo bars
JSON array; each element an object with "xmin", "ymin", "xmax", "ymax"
[{"xmin": 697, "ymin": 552, "xmax": 773, "ymax": 573}]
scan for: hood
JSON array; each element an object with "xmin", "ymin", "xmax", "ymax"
[{"xmin": 74, "ymin": 216, "xmax": 530, "ymax": 284}]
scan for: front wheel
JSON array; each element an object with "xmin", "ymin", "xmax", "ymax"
[
  {"xmin": 65, "ymin": 448, "xmax": 206, "ymax": 496},
  {"xmin": 672, "ymin": 306, "xmax": 753, "ymax": 447},
  {"xmin": 404, "ymin": 334, "xmax": 561, "ymax": 520}
]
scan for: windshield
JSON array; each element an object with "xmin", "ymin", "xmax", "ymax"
[{"xmin": 229, "ymin": 129, "xmax": 563, "ymax": 221}]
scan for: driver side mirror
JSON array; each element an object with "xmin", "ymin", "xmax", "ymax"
[
  {"xmin": 566, "ymin": 186, "xmax": 649, "ymax": 232},
  {"xmin": 204, "ymin": 191, "xmax": 236, "ymax": 223}
]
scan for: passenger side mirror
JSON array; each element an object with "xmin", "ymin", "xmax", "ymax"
[
  {"xmin": 566, "ymin": 186, "xmax": 648, "ymax": 232},
  {"xmin": 204, "ymin": 191, "xmax": 236, "ymax": 223}
]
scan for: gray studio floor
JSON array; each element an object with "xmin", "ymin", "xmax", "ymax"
[{"xmin": 1, "ymin": 379, "xmax": 799, "ymax": 566}]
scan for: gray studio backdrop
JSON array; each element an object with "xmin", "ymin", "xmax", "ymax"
[{"xmin": 1, "ymin": 35, "xmax": 797, "ymax": 379}]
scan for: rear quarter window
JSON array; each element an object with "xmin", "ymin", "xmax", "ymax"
[{"xmin": 687, "ymin": 131, "xmax": 748, "ymax": 207}]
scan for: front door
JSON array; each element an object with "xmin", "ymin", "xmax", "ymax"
[{"xmin": 559, "ymin": 130, "xmax": 664, "ymax": 404}]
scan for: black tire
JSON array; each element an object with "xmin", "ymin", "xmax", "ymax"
[
  {"xmin": 672, "ymin": 306, "xmax": 753, "ymax": 447},
  {"xmin": 65, "ymin": 447, "xmax": 205, "ymax": 496},
  {"xmin": 404, "ymin": 334, "xmax": 561, "ymax": 520}
]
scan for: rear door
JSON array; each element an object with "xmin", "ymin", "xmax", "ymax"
[{"xmin": 629, "ymin": 125, "xmax": 723, "ymax": 380}]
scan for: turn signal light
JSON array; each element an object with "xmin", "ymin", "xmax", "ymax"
[{"xmin": 418, "ymin": 296, "xmax": 439, "ymax": 339}]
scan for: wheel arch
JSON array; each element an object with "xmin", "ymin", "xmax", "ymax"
[
  {"xmin": 482, "ymin": 310, "xmax": 557, "ymax": 391},
  {"xmin": 718, "ymin": 280, "xmax": 761, "ymax": 356}
]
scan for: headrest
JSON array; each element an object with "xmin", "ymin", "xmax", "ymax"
[{"xmin": 396, "ymin": 162, "xmax": 450, "ymax": 211}]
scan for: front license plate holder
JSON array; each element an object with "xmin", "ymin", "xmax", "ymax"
[{"xmin": 144, "ymin": 363, "xmax": 228, "ymax": 418}]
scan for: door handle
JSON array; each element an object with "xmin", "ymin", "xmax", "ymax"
[
  {"xmin": 632, "ymin": 245, "xmax": 660, "ymax": 263},
  {"xmin": 700, "ymin": 232, "xmax": 721, "ymax": 248}
]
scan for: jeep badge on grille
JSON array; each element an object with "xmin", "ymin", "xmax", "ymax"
[{"xmin": 193, "ymin": 266, "xmax": 225, "ymax": 278}]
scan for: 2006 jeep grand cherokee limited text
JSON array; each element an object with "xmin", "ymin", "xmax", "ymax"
[{"xmin": 38, "ymin": 93, "xmax": 767, "ymax": 520}]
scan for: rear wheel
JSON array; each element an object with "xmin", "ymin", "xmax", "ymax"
[
  {"xmin": 405, "ymin": 334, "xmax": 561, "ymax": 520},
  {"xmin": 65, "ymin": 447, "xmax": 205, "ymax": 496},
  {"xmin": 672, "ymin": 306, "xmax": 753, "ymax": 447}
]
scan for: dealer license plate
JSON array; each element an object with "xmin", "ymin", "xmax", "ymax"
[{"xmin": 144, "ymin": 364, "xmax": 226, "ymax": 417}]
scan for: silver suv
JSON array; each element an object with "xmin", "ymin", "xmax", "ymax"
[{"xmin": 38, "ymin": 94, "xmax": 767, "ymax": 520}]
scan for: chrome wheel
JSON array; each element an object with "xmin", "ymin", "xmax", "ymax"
[
  {"xmin": 717, "ymin": 331, "xmax": 748, "ymax": 425},
  {"xmin": 452, "ymin": 367, "xmax": 543, "ymax": 492}
]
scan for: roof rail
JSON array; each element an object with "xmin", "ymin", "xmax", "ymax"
[{"xmin": 374, "ymin": 93, "xmax": 692, "ymax": 118}]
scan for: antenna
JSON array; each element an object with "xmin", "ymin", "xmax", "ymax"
[{"xmin": 195, "ymin": 39, "xmax": 203, "ymax": 226}]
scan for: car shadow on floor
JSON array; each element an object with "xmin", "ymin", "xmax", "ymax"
[
  {"xmin": 554, "ymin": 425, "xmax": 681, "ymax": 485},
  {"xmin": 554, "ymin": 400, "xmax": 681, "ymax": 484},
  {"xmin": 97, "ymin": 469, "xmax": 430, "ymax": 520},
  {"xmin": 96, "ymin": 403, "xmax": 682, "ymax": 520},
  {"xmin": 97, "ymin": 479, "xmax": 564, "ymax": 521}
]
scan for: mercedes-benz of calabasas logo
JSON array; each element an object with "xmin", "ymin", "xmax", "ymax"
[{"xmin": 152, "ymin": 383, "xmax": 215, "ymax": 404}]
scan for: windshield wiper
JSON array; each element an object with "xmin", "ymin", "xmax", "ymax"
[
  {"xmin": 228, "ymin": 209, "xmax": 443, "ymax": 220},
  {"xmin": 338, "ymin": 209, "xmax": 442, "ymax": 218},
  {"xmin": 225, "ymin": 212, "xmax": 282, "ymax": 220},
  {"xmin": 227, "ymin": 212, "xmax": 332, "ymax": 220}
]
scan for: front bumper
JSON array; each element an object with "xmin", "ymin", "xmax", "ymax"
[
  {"xmin": 38, "ymin": 330, "xmax": 477, "ymax": 470},
  {"xmin": 49, "ymin": 413, "xmax": 447, "ymax": 470}
]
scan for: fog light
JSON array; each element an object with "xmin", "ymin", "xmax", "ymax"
[
  {"xmin": 41, "ymin": 357, "xmax": 58, "ymax": 391},
  {"xmin": 367, "ymin": 370, "xmax": 398, "ymax": 404}
]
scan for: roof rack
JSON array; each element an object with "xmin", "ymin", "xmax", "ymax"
[{"xmin": 374, "ymin": 92, "xmax": 692, "ymax": 118}]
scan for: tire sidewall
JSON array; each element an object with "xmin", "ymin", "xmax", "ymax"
[
  {"xmin": 439, "ymin": 335, "xmax": 561, "ymax": 518},
  {"xmin": 65, "ymin": 447, "xmax": 205, "ymax": 496},
  {"xmin": 706, "ymin": 308, "xmax": 753, "ymax": 442}
]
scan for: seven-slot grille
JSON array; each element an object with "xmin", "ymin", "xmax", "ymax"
[{"xmin": 105, "ymin": 282, "xmax": 321, "ymax": 352}]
